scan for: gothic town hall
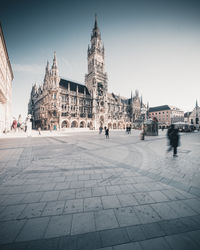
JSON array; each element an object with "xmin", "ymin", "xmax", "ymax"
[{"xmin": 28, "ymin": 17, "xmax": 146, "ymax": 130}]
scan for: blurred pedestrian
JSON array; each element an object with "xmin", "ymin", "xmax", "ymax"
[
  {"xmin": 12, "ymin": 119, "xmax": 17, "ymax": 132},
  {"xmin": 105, "ymin": 128, "xmax": 109, "ymax": 139},
  {"xmin": 167, "ymin": 124, "xmax": 180, "ymax": 157},
  {"xmin": 140, "ymin": 129, "xmax": 145, "ymax": 140},
  {"xmin": 99, "ymin": 126, "xmax": 103, "ymax": 134},
  {"xmin": 38, "ymin": 127, "xmax": 41, "ymax": 135}
]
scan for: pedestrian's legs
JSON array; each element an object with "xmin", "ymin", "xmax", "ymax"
[{"xmin": 173, "ymin": 147, "xmax": 177, "ymax": 156}]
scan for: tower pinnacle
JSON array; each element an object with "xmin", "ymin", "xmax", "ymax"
[
  {"xmin": 52, "ymin": 51, "xmax": 57, "ymax": 68},
  {"xmin": 94, "ymin": 13, "xmax": 98, "ymax": 29},
  {"xmin": 51, "ymin": 52, "xmax": 59, "ymax": 78},
  {"xmin": 92, "ymin": 14, "xmax": 100, "ymax": 39},
  {"xmin": 46, "ymin": 60, "xmax": 49, "ymax": 73}
]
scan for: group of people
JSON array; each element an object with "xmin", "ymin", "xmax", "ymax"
[
  {"xmin": 99, "ymin": 126, "xmax": 109, "ymax": 139},
  {"xmin": 11, "ymin": 119, "xmax": 27, "ymax": 132},
  {"xmin": 99, "ymin": 123, "xmax": 180, "ymax": 157}
]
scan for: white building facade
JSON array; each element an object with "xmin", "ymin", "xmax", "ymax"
[{"xmin": 0, "ymin": 24, "xmax": 13, "ymax": 133}]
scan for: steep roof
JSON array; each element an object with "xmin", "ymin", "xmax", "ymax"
[
  {"xmin": 184, "ymin": 112, "xmax": 192, "ymax": 117},
  {"xmin": 59, "ymin": 78, "xmax": 90, "ymax": 95},
  {"xmin": 149, "ymin": 105, "xmax": 170, "ymax": 112}
]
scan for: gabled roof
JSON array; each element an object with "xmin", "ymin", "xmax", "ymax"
[
  {"xmin": 59, "ymin": 78, "xmax": 90, "ymax": 95},
  {"xmin": 149, "ymin": 105, "xmax": 170, "ymax": 112},
  {"xmin": 184, "ymin": 112, "xmax": 192, "ymax": 117}
]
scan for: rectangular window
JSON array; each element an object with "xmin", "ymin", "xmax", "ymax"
[{"xmin": 62, "ymin": 95, "xmax": 65, "ymax": 102}]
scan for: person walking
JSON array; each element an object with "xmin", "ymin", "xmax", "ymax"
[
  {"xmin": 99, "ymin": 126, "xmax": 103, "ymax": 134},
  {"xmin": 38, "ymin": 127, "xmax": 41, "ymax": 135},
  {"xmin": 140, "ymin": 128, "xmax": 145, "ymax": 140},
  {"xmin": 167, "ymin": 124, "xmax": 180, "ymax": 157},
  {"xmin": 105, "ymin": 128, "xmax": 109, "ymax": 139}
]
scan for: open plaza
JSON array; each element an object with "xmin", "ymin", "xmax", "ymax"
[{"xmin": 0, "ymin": 130, "xmax": 200, "ymax": 249}]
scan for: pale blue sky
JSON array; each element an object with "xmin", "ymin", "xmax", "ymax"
[{"xmin": 1, "ymin": 0, "xmax": 200, "ymax": 120}]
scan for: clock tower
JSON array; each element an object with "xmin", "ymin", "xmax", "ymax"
[{"xmin": 85, "ymin": 15, "xmax": 108, "ymax": 128}]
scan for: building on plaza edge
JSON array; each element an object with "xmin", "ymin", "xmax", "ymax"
[
  {"xmin": 28, "ymin": 16, "xmax": 147, "ymax": 130},
  {"xmin": 188, "ymin": 100, "xmax": 200, "ymax": 129},
  {"xmin": 0, "ymin": 23, "xmax": 14, "ymax": 133},
  {"xmin": 148, "ymin": 105, "xmax": 184, "ymax": 127}
]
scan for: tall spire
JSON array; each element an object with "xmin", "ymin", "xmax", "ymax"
[
  {"xmin": 51, "ymin": 51, "xmax": 59, "ymax": 77},
  {"xmin": 92, "ymin": 14, "xmax": 100, "ymax": 38},
  {"xmin": 196, "ymin": 99, "xmax": 198, "ymax": 108},
  {"xmin": 45, "ymin": 60, "xmax": 49, "ymax": 73},
  {"xmin": 94, "ymin": 13, "xmax": 98, "ymax": 29},
  {"xmin": 140, "ymin": 95, "xmax": 143, "ymax": 108},
  {"xmin": 52, "ymin": 51, "xmax": 57, "ymax": 68}
]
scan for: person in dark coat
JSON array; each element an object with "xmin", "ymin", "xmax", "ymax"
[
  {"xmin": 105, "ymin": 128, "xmax": 109, "ymax": 139},
  {"xmin": 167, "ymin": 124, "xmax": 180, "ymax": 157}
]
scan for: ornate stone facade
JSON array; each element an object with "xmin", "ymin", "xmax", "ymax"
[
  {"xmin": 0, "ymin": 23, "xmax": 13, "ymax": 133},
  {"xmin": 28, "ymin": 17, "xmax": 145, "ymax": 130}
]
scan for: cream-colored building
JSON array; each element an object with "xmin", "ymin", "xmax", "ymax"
[
  {"xmin": 0, "ymin": 23, "xmax": 13, "ymax": 133},
  {"xmin": 149, "ymin": 105, "xmax": 184, "ymax": 127},
  {"xmin": 28, "ymin": 17, "xmax": 146, "ymax": 130}
]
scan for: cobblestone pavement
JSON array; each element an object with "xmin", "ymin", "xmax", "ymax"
[{"xmin": 0, "ymin": 130, "xmax": 200, "ymax": 250}]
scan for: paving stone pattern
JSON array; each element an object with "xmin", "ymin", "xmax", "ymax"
[{"xmin": 0, "ymin": 131, "xmax": 200, "ymax": 249}]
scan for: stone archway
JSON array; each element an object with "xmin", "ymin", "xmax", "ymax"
[
  {"xmin": 89, "ymin": 121, "xmax": 93, "ymax": 129},
  {"xmin": 80, "ymin": 121, "xmax": 86, "ymax": 128},
  {"xmin": 113, "ymin": 123, "xmax": 117, "ymax": 129},
  {"xmin": 108, "ymin": 122, "xmax": 112, "ymax": 129},
  {"xmin": 118, "ymin": 121, "xmax": 123, "ymax": 129},
  {"xmin": 71, "ymin": 120, "xmax": 78, "ymax": 128},
  {"xmin": 61, "ymin": 120, "xmax": 70, "ymax": 128}
]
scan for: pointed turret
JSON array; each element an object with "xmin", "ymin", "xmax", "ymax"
[
  {"xmin": 44, "ymin": 60, "xmax": 50, "ymax": 83},
  {"xmin": 51, "ymin": 51, "xmax": 59, "ymax": 77},
  {"xmin": 50, "ymin": 52, "xmax": 60, "ymax": 88},
  {"xmin": 196, "ymin": 99, "xmax": 198, "ymax": 108},
  {"xmin": 94, "ymin": 13, "xmax": 98, "ymax": 29},
  {"xmin": 147, "ymin": 102, "xmax": 149, "ymax": 119},
  {"xmin": 46, "ymin": 60, "xmax": 49, "ymax": 74},
  {"xmin": 52, "ymin": 52, "xmax": 57, "ymax": 68},
  {"xmin": 91, "ymin": 14, "xmax": 101, "ymax": 39},
  {"xmin": 140, "ymin": 95, "xmax": 143, "ymax": 108}
]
